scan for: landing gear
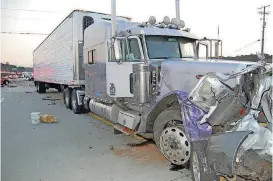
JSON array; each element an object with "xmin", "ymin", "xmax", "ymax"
[{"xmin": 153, "ymin": 107, "xmax": 191, "ymax": 166}]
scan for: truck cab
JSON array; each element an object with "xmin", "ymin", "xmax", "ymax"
[{"xmin": 81, "ymin": 15, "xmax": 252, "ymax": 166}]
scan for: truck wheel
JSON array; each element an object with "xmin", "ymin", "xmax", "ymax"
[
  {"xmin": 3, "ymin": 80, "xmax": 9, "ymax": 85},
  {"xmin": 153, "ymin": 107, "xmax": 191, "ymax": 166},
  {"xmin": 71, "ymin": 89, "xmax": 82, "ymax": 114},
  {"xmin": 37, "ymin": 82, "xmax": 46, "ymax": 93},
  {"xmin": 57, "ymin": 85, "xmax": 62, "ymax": 92},
  {"xmin": 64, "ymin": 88, "xmax": 72, "ymax": 109}
]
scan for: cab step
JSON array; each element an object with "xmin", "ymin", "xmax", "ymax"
[{"xmin": 113, "ymin": 124, "xmax": 148, "ymax": 145}]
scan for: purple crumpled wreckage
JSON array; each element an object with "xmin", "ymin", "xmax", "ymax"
[{"xmin": 169, "ymin": 91, "xmax": 212, "ymax": 141}]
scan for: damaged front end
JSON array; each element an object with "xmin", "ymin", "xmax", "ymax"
[{"xmin": 188, "ymin": 62, "xmax": 272, "ymax": 181}]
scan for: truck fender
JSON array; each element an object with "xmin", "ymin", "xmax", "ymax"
[
  {"xmin": 143, "ymin": 90, "xmax": 212, "ymax": 141},
  {"xmin": 206, "ymin": 131, "xmax": 252, "ymax": 176}
]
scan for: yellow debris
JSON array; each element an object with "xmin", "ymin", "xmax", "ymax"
[{"xmin": 40, "ymin": 114, "xmax": 57, "ymax": 123}]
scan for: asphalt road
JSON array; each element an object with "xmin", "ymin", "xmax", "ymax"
[{"xmin": 1, "ymin": 80, "xmax": 192, "ymax": 181}]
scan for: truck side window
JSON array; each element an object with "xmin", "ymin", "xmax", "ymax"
[
  {"xmin": 127, "ymin": 38, "xmax": 141, "ymax": 61},
  {"xmin": 88, "ymin": 49, "xmax": 96, "ymax": 64}
]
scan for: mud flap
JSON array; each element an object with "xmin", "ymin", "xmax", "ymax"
[{"xmin": 207, "ymin": 131, "xmax": 252, "ymax": 176}]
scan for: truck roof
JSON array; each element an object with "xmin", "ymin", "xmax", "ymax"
[{"xmin": 33, "ymin": 9, "xmax": 131, "ymax": 52}]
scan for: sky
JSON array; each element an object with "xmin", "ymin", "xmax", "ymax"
[{"xmin": 1, "ymin": 0, "xmax": 272, "ymax": 67}]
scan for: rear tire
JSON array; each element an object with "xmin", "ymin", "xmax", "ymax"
[
  {"xmin": 71, "ymin": 89, "xmax": 82, "ymax": 114},
  {"xmin": 37, "ymin": 82, "xmax": 46, "ymax": 93},
  {"xmin": 64, "ymin": 88, "xmax": 72, "ymax": 109},
  {"xmin": 153, "ymin": 107, "xmax": 190, "ymax": 166},
  {"xmin": 3, "ymin": 80, "xmax": 9, "ymax": 85}
]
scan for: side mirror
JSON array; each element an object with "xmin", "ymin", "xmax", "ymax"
[
  {"xmin": 112, "ymin": 37, "xmax": 127, "ymax": 63},
  {"xmin": 114, "ymin": 39, "xmax": 122, "ymax": 60},
  {"xmin": 197, "ymin": 42, "xmax": 209, "ymax": 59}
]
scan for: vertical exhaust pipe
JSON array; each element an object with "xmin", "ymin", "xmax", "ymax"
[
  {"xmin": 111, "ymin": 0, "xmax": 117, "ymax": 37},
  {"xmin": 175, "ymin": 0, "xmax": 180, "ymax": 25}
]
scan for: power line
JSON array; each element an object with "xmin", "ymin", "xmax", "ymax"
[
  {"xmin": 1, "ymin": 32, "xmax": 48, "ymax": 35},
  {"xmin": 235, "ymin": 39, "xmax": 260, "ymax": 52},
  {"xmin": 1, "ymin": 8, "xmax": 63, "ymax": 13}
]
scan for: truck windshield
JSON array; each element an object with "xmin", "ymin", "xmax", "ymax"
[{"xmin": 145, "ymin": 36, "xmax": 195, "ymax": 59}]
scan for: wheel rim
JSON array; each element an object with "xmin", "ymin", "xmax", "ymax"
[
  {"xmin": 192, "ymin": 152, "xmax": 200, "ymax": 181},
  {"xmin": 160, "ymin": 127, "xmax": 191, "ymax": 165}
]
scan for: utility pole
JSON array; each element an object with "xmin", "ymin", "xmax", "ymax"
[{"xmin": 258, "ymin": 5, "xmax": 270, "ymax": 56}]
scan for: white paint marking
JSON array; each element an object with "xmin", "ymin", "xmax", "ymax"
[{"xmin": 0, "ymin": 97, "xmax": 4, "ymax": 104}]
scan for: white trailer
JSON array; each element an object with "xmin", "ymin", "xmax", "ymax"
[{"xmin": 33, "ymin": 10, "xmax": 130, "ymax": 93}]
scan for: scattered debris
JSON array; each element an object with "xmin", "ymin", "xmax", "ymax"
[
  {"xmin": 89, "ymin": 146, "xmax": 92, "ymax": 149},
  {"xmin": 25, "ymin": 91, "xmax": 32, "ymax": 93},
  {"xmin": 48, "ymin": 102, "xmax": 56, "ymax": 105},
  {"xmin": 40, "ymin": 114, "xmax": 57, "ymax": 123},
  {"xmin": 42, "ymin": 96, "xmax": 60, "ymax": 101},
  {"xmin": 31, "ymin": 112, "xmax": 41, "ymax": 124},
  {"xmin": 109, "ymin": 145, "xmax": 114, "ymax": 150}
]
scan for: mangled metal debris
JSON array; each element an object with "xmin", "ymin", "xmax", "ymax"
[{"xmin": 187, "ymin": 61, "xmax": 272, "ymax": 181}]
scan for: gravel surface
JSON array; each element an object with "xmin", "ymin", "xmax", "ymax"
[{"xmin": 1, "ymin": 80, "xmax": 192, "ymax": 181}]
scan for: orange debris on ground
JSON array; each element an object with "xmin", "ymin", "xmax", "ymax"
[{"xmin": 40, "ymin": 114, "xmax": 57, "ymax": 123}]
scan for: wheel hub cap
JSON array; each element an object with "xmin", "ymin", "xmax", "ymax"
[{"xmin": 160, "ymin": 127, "xmax": 191, "ymax": 165}]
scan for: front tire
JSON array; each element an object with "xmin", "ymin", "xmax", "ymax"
[
  {"xmin": 153, "ymin": 107, "xmax": 191, "ymax": 165},
  {"xmin": 71, "ymin": 89, "xmax": 83, "ymax": 114}
]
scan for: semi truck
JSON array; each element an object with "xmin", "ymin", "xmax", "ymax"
[{"xmin": 33, "ymin": 0, "xmax": 253, "ymax": 167}]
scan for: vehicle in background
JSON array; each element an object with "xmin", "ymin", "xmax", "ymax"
[
  {"xmin": 34, "ymin": 0, "xmax": 254, "ymax": 168},
  {"xmin": 22, "ymin": 72, "xmax": 34, "ymax": 80},
  {"xmin": 1, "ymin": 72, "xmax": 10, "ymax": 85},
  {"xmin": 8, "ymin": 72, "xmax": 17, "ymax": 79}
]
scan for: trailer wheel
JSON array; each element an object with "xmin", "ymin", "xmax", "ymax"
[
  {"xmin": 64, "ymin": 88, "xmax": 72, "ymax": 109},
  {"xmin": 37, "ymin": 82, "xmax": 46, "ymax": 93},
  {"xmin": 71, "ymin": 89, "xmax": 82, "ymax": 114},
  {"xmin": 153, "ymin": 107, "xmax": 190, "ymax": 166}
]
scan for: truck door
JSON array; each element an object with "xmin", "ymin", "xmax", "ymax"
[{"xmin": 106, "ymin": 36, "xmax": 144, "ymax": 97}]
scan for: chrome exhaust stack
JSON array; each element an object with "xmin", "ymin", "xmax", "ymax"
[
  {"xmin": 111, "ymin": 0, "xmax": 117, "ymax": 37},
  {"xmin": 175, "ymin": 0, "xmax": 180, "ymax": 25}
]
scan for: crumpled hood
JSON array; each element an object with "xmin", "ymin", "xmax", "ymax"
[{"xmin": 157, "ymin": 59, "xmax": 254, "ymax": 97}]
